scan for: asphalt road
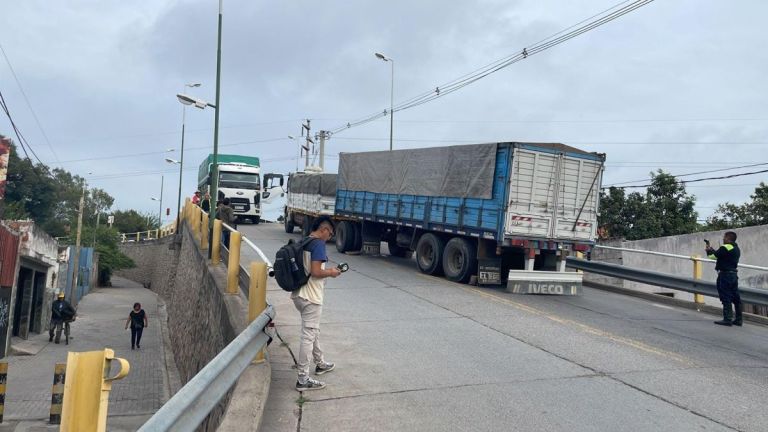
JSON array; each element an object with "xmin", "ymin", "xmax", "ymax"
[{"xmin": 240, "ymin": 222, "xmax": 768, "ymax": 432}]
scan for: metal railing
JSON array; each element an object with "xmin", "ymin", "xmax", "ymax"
[
  {"xmin": 594, "ymin": 244, "xmax": 768, "ymax": 272},
  {"xmin": 120, "ymin": 222, "xmax": 177, "ymax": 243},
  {"xmin": 137, "ymin": 306, "xmax": 275, "ymax": 432},
  {"xmin": 566, "ymin": 258, "xmax": 768, "ymax": 306},
  {"xmin": 137, "ymin": 199, "xmax": 275, "ymax": 431}
]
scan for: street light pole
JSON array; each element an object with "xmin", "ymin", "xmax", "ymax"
[
  {"xmin": 375, "ymin": 52, "xmax": 395, "ymax": 151},
  {"xmin": 159, "ymin": 175, "xmax": 164, "ymax": 225},
  {"xmin": 176, "ymin": 83, "xmax": 201, "ymax": 229},
  {"xmin": 208, "ymin": 0, "xmax": 224, "ymax": 258}
]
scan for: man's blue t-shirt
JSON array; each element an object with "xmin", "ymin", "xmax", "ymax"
[{"xmin": 307, "ymin": 238, "xmax": 327, "ymax": 263}]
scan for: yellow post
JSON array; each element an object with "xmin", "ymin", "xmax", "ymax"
[
  {"xmin": 227, "ymin": 231, "xmax": 242, "ymax": 294},
  {"xmin": 212, "ymin": 219, "xmax": 222, "ymax": 265},
  {"xmin": 249, "ymin": 262, "xmax": 268, "ymax": 363},
  {"xmin": 136, "ymin": 232, "xmax": 140, "ymax": 242},
  {"xmin": 692, "ymin": 255, "xmax": 704, "ymax": 304},
  {"xmin": 201, "ymin": 213, "xmax": 209, "ymax": 250},
  {"xmin": 49, "ymin": 363, "xmax": 66, "ymax": 424},
  {"xmin": 0, "ymin": 362, "xmax": 7, "ymax": 423},
  {"xmin": 156, "ymin": 229, "xmax": 159, "ymax": 239},
  {"xmin": 575, "ymin": 251, "xmax": 584, "ymax": 273},
  {"xmin": 61, "ymin": 348, "xmax": 130, "ymax": 432}
]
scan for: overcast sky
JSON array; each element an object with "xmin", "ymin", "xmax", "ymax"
[{"xmin": 1, "ymin": 0, "xmax": 766, "ymax": 224}]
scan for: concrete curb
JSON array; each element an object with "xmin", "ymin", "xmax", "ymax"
[{"xmin": 585, "ymin": 281, "xmax": 768, "ymax": 326}]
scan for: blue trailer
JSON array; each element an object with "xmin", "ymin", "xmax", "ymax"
[{"xmin": 330, "ymin": 142, "xmax": 605, "ymax": 285}]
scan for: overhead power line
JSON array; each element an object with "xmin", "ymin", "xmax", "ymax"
[
  {"xmin": 328, "ymin": 0, "xmax": 656, "ymax": 135},
  {"xmin": 0, "ymin": 43, "xmax": 60, "ymax": 163},
  {"xmin": 0, "ymin": 87, "xmax": 43, "ymax": 164},
  {"xmin": 606, "ymin": 162, "xmax": 768, "ymax": 187},
  {"xmin": 605, "ymin": 168, "xmax": 768, "ymax": 189}
]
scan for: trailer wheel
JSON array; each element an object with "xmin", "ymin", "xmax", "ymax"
[
  {"xmin": 352, "ymin": 222, "xmax": 363, "ymax": 251},
  {"xmin": 284, "ymin": 214, "xmax": 295, "ymax": 233},
  {"xmin": 415, "ymin": 233, "xmax": 445, "ymax": 276},
  {"xmin": 336, "ymin": 221, "xmax": 355, "ymax": 253},
  {"xmin": 388, "ymin": 240, "xmax": 413, "ymax": 258},
  {"xmin": 442, "ymin": 237, "xmax": 477, "ymax": 283}
]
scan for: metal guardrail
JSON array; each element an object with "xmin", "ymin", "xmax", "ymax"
[
  {"xmin": 120, "ymin": 222, "xmax": 177, "ymax": 243},
  {"xmin": 137, "ymin": 305, "xmax": 275, "ymax": 432},
  {"xmin": 594, "ymin": 244, "xmax": 768, "ymax": 272},
  {"xmin": 566, "ymin": 257, "xmax": 768, "ymax": 306}
]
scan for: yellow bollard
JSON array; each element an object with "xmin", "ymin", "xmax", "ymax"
[
  {"xmin": 249, "ymin": 262, "xmax": 268, "ymax": 363},
  {"xmin": 575, "ymin": 251, "xmax": 584, "ymax": 273},
  {"xmin": 201, "ymin": 213, "xmax": 209, "ymax": 249},
  {"xmin": 212, "ymin": 220, "xmax": 222, "ymax": 265},
  {"xmin": 49, "ymin": 363, "xmax": 66, "ymax": 424},
  {"xmin": 692, "ymin": 255, "xmax": 704, "ymax": 304},
  {"xmin": 61, "ymin": 348, "xmax": 129, "ymax": 432},
  {"xmin": 227, "ymin": 231, "xmax": 242, "ymax": 294},
  {"xmin": 136, "ymin": 232, "xmax": 140, "ymax": 242},
  {"xmin": 0, "ymin": 362, "xmax": 7, "ymax": 423}
]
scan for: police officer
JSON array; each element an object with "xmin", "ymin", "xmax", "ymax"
[{"xmin": 706, "ymin": 231, "xmax": 741, "ymax": 327}]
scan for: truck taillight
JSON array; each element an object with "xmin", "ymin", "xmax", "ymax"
[{"xmin": 573, "ymin": 243, "xmax": 591, "ymax": 252}]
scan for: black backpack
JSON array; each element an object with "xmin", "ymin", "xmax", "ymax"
[{"xmin": 274, "ymin": 237, "xmax": 317, "ymax": 292}]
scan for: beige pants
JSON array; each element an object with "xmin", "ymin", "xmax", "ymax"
[{"xmin": 293, "ymin": 296, "xmax": 325, "ymax": 381}]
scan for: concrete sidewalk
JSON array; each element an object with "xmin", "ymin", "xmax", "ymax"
[{"xmin": 0, "ymin": 276, "xmax": 175, "ymax": 431}]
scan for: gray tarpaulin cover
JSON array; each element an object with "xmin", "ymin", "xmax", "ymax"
[
  {"xmin": 289, "ymin": 173, "xmax": 337, "ymax": 197},
  {"xmin": 338, "ymin": 143, "xmax": 497, "ymax": 199}
]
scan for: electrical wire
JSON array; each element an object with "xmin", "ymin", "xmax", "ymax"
[
  {"xmin": 328, "ymin": 0, "xmax": 655, "ymax": 135},
  {"xmin": 606, "ymin": 162, "xmax": 768, "ymax": 186},
  {"xmin": 605, "ymin": 168, "xmax": 768, "ymax": 189},
  {"xmin": 0, "ymin": 43, "xmax": 60, "ymax": 163},
  {"xmin": 0, "ymin": 87, "xmax": 43, "ymax": 164}
]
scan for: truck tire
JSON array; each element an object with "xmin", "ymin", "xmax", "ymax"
[
  {"xmin": 336, "ymin": 221, "xmax": 355, "ymax": 253},
  {"xmin": 442, "ymin": 237, "xmax": 477, "ymax": 283},
  {"xmin": 388, "ymin": 240, "xmax": 413, "ymax": 258},
  {"xmin": 352, "ymin": 222, "xmax": 363, "ymax": 251},
  {"xmin": 302, "ymin": 218, "xmax": 312, "ymax": 237},
  {"xmin": 253, "ymin": 216, "xmax": 260, "ymax": 225},
  {"xmin": 284, "ymin": 214, "xmax": 295, "ymax": 233},
  {"xmin": 415, "ymin": 233, "xmax": 445, "ymax": 276}
]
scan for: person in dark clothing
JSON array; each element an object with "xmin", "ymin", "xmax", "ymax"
[
  {"xmin": 125, "ymin": 302, "xmax": 148, "ymax": 349},
  {"xmin": 706, "ymin": 231, "xmax": 742, "ymax": 327},
  {"xmin": 217, "ymin": 198, "xmax": 237, "ymax": 248},
  {"xmin": 201, "ymin": 192, "xmax": 211, "ymax": 213},
  {"xmin": 49, "ymin": 292, "xmax": 75, "ymax": 343}
]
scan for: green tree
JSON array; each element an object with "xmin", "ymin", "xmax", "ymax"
[
  {"xmin": 706, "ymin": 182, "xmax": 768, "ymax": 229},
  {"xmin": 111, "ymin": 209, "xmax": 160, "ymax": 233},
  {"xmin": 61, "ymin": 225, "xmax": 135, "ymax": 286},
  {"xmin": 599, "ymin": 170, "xmax": 698, "ymax": 240}
]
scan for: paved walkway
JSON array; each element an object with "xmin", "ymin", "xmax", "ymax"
[{"xmin": 0, "ymin": 277, "xmax": 171, "ymax": 431}]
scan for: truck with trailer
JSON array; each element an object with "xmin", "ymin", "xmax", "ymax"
[
  {"xmin": 198, "ymin": 154, "xmax": 264, "ymax": 224},
  {"xmin": 283, "ymin": 169, "xmax": 339, "ymax": 236},
  {"xmin": 284, "ymin": 142, "xmax": 605, "ymax": 288}
]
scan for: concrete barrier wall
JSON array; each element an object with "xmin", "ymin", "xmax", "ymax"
[
  {"xmin": 116, "ymin": 225, "xmax": 269, "ymax": 431},
  {"xmin": 586, "ymin": 224, "xmax": 768, "ymax": 311}
]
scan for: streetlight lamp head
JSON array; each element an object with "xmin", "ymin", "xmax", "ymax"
[
  {"xmin": 150, "ymin": 197, "xmax": 160, "ymax": 201},
  {"xmin": 176, "ymin": 93, "xmax": 196, "ymax": 106},
  {"xmin": 186, "ymin": 83, "xmax": 202, "ymax": 88},
  {"xmin": 165, "ymin": 158, "xmax": 180, "ymax": 164},
  {"xmin": 288, "ymin": 135, "xmax": 295, "ymax": 140},
  {"xmin": 375, "ymin": 52, "xmax": 389, "ymax": 61},
  {"xmin": 166, "ymin": 148, "xmax": 175, "ymax": 152}
]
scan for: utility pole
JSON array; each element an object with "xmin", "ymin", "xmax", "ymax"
[
  {"xmin": 70, "ymin": 187, "xmax": 86, "ymax": 307},
  {"xmin": 301, "ymin": 120, "xmax": 312, "ymax": 169},
  {"xmin": 318, "ymin": 130, "xmax": 329, "ymax": 171}
]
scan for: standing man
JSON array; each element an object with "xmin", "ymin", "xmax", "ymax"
[
  {"xmin": 217, "ymin": 198, "xmax": 236, "ymax": 248},
  {"xmin": 706, "ymin": 231, "xmax": 742, "ymax": 326},
  {"xmin": 49, "ymin": 293, "xmax": 75, "ymax": 343},
  {"xmin": 293, "ymin": 216, "xmax": 342, "ymax": 391},
  {"xmin": 192, "ymin": 190, "xmax": 201, "ymax": 205}
]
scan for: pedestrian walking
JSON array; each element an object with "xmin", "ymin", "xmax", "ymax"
[
  {"xmin": 217, "ymin": 198, "xmax": 237, "ymax": 248},
  {"xmin": 292, "ymin": 216, "xmax": 342, "ymax": 391},
  {"xmin": 49, "ymin": 293, "xmax": 75, "ymax": 344},
  {"xmin": 706, "ymin": 231, "xmax": 742, "ymax": 326},
  {"xmin": 125, "ymin": 302, "xmax": 148, "ymax": 349}
]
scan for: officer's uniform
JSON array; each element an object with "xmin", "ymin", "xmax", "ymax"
[{"xmin": 707, "ymin": 242, "xmax": 741, "ymax": 325}]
